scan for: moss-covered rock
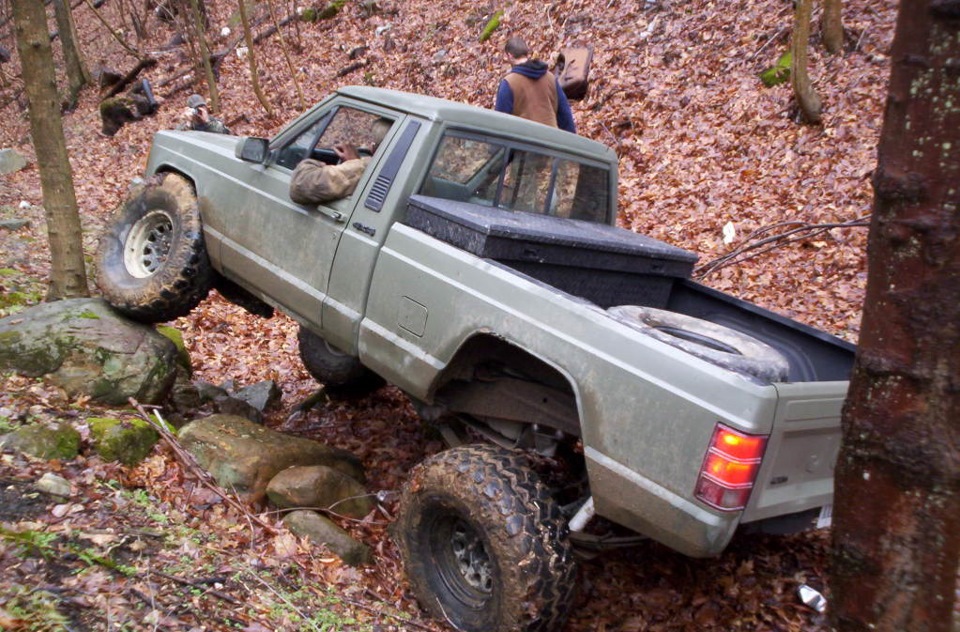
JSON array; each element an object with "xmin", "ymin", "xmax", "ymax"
[
  {"xmin": 0, "ymin": 298, "xmax": 179, "ymax": 405},
  {"xmin": 0, "ymin": 422, "xmax": 81, "ymax": 460},
  {"xmin": 178, "ymin": 414, "xmax": 365, "ymax": 505},
  {"xmin": 156, "ymin": 325, "xmax": 192, "ymax": 375},
  {"xmin": 88, "ymin": 417, "xmax": 159, "ymax": 466}
]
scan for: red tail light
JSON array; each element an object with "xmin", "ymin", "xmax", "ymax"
[{"xmin": 695, "ymin": 424, "xmax": 767, "ymax": 511}]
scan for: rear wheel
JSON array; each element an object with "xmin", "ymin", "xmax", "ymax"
[
  {"xmin": 394, "ymin": 445, "xmax": 576, "ymax": 632},
  {"xmin": 95, "ymin": 173, "xmax": 213, "ymax": 323}
]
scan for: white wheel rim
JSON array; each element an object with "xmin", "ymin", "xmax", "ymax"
[{"xmin": 124, "ymin": 210, "xmax": 174, "ymax": 278}]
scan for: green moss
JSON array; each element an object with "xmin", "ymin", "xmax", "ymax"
[
  {"xmin": 0, "ymin": 333, "xmax": 66, "ymax": 376},
  {"xmin": 156, "ymin": 325, "xmax": 192, "ymax": 374},
  {"xmin": 88, "ymin": 417, "xmax": 159, "ymax": 466},
  {"xmin": 0, "ymin": 422, "xmax": 81, "ymax": 460},
  {"xmin": 99, "ymin": 96, "xmax": 134, "ymax": 114},
  {"xmin": 478, "ymin": 9, "xmax": 503, "ymax": 42},
  {"xmin": 303, "ymin": 0, "xmax": 346, "ymax": 21}
]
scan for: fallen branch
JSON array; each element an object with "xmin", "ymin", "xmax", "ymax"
[
  {"xmin": 338, "ymin": 594, "xmax": 436, "ymax": 631},
  {"xmin": 129, "ymin": 398, "xmax": 278, "ymax": 536},
  {"xmin": 102, "ymin": 57, "xmax": 158, "ymax": 98},
  {"xmin": 241, "ymin": 571, "xmax": 322, "ymax": 631},
  {"xmin": 336, "ymin": 60, "xmax": 366, "ymax": 78},
  {"xmin": 694, "ymin": 216, "xmax": 871, "ymax": 279}
]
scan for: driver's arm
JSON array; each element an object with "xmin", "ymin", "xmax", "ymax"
[{"xmin": 290, "ymin": 157, "xmax": 372, "ymax": 205}]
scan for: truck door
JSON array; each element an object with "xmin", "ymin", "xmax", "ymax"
[{"xmin": 217, "ymin": 105, "xmax": 393, "ymax": 327}]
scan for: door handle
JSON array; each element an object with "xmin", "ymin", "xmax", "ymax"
[{"xmin": 316, "ymin": 206, "xmax": 345, "ymax": 222}]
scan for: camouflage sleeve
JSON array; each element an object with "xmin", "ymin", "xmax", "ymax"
[
  {"xmin": 289, "ymin": 157, "xmax": 371, "ymax": 205},
  {"xmin": 207, "ymin": 118, "xmax": 230, "ymax": 134}
]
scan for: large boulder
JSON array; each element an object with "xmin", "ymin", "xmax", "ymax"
[
  {"xmin": 0, "ymin": 298, "xmax": 180, "ymax": 405},
  {"xmin": 177, "ymin": 414, "xmax": 365, "ymax": 505},
  {"xmin": 0, "ymin": 148, "xmax": 27, "ymax": 175}
]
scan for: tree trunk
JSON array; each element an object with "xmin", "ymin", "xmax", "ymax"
[
  {"xmin": 791, "ymin": 0, "xmax": 822, "ymax": 123},
  {"xmin": 822, "ymin": 0, "xmax": 844, "ymax": 54},
  {"xmin": 188, "ymin": 0, "xmax": 219, "ymax": 113},
  {"xmin": 265, "ymin": 0, "xmax": 304, "ymax": 110},
  {"xmin": 238, "ymin": 0, "xmax": 273, "ymax": 116},
  {"xmin": 11, "ymin": 0, "xmax": 89, "ymax": 300},
  {"xmin": 52, "ymin": 0, "xmax": 90, "ymax": 109},
  {"xmin": 830, "ymin": 0, "xmax": 960, "ymax": 630}
]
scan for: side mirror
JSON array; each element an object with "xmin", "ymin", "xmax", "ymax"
[{"xmin": 236, "ymin": 137, "xmax": 269, "ymax": 163}]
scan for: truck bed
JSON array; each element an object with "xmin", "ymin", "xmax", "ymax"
[{"xmin": 403, "ymin": 195, "xmax": 856, "ymax": 384}]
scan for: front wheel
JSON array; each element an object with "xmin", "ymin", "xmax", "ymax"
[
  {"xmin": 297, "ymin": 326, "xmax": 384, "ymax": 395},
  {"xmin": 394, "ymin": 445, "xmax": 577, "ymax": 632},
  {"xmin": 95, "ymin": 173, "xmax": 213, "ymax": 323}
]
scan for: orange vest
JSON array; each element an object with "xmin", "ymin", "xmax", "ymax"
[{"xmin": 504, "ymin": 71, "xmax": 560, "ymax": 128}]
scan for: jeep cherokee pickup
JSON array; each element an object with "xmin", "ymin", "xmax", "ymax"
[{"xmin": 96, "ymin": 86, "xmax": 856, "ymax": 632}]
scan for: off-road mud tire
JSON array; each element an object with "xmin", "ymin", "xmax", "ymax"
[
  {"xmin": 394, "ymin": 445, "xmax": 577, "ymax": 632},
  {"xmin": 608, "ymin": 305, "xmax": 790, "ymax": 382},
  {"xmin": 95, "ymin": 173, "xmax": 213, "ymax": 323},
  {"xmin": 297, "ymin": 325, "xmax": 384, "ymax": 394}
]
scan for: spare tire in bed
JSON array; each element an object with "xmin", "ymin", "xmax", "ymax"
[{"xmin": 608, "ymin": 305, "xmax": 790, "ymax": 383}]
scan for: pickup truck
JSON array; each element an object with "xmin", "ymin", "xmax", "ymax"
[{"xmin": 95, "ymin": 86, "xmax": 856, "ymax": 632}]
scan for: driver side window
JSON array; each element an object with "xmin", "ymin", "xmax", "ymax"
[
  {"xmin": 275, "ymin": 107, "xmax": 389, "ymax": 171},
  {"xmin": 275, "ymin": 114, "xmax": 330, "ymax": 170}
]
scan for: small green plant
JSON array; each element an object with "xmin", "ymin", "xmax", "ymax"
[
  {"xmin": 0, "ymin": 414, "xmax": 16, "ymax": 433},
  {"xmin": 2, "ymin": 525, "xmax": 138, "ymax": 577},
  {"xmin": 0, "ymin": 526, "xmax": 58, "ymax": 557},
  {"xmin": 759, "ymin": 50, "xmax": 792, "ymax": 87},
  {"xmin": 0, "ymin": 584, "xmax": 72, "ymax": 631},
  {"xmin": 119, "ymin": 487, "xmax": 172, "ymax": 524}
]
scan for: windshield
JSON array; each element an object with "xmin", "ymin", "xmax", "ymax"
[{"xmin": 419, "ymin": 133, "xmax": 612, "ymax": 224}]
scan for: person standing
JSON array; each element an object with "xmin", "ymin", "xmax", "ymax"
[{"xmin": 495, "ymin": 36, "xmax": 576, "ymax": 133}]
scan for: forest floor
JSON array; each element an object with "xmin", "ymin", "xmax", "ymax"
[{"xmin": 0, "ymin": 0, "xmax": 898, "ymax": 630}]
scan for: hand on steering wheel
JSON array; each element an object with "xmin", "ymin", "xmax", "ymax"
[{"xmin": 333, "ymin": 143, "xmax": 360, "ymax": 162}]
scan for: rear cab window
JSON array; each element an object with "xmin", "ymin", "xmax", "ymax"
[{"xmin": 419, "ymin": 132, "xmax": 612, "ymax": 224}]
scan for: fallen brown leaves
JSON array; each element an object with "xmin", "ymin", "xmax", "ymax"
[{"xmin": 0, "ymin": 0, "xmax": 898, "ymax": 629}]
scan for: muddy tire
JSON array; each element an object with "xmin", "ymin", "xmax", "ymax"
[
  {"xmin": 394, "ymin": 445, "xmax": 576, "ymax": 632},
  {"xmin": 95, "ymin": 173, "xmax": 213, "ymax": 323},
  {"xmin": 608, "ymin": 305, "xmax": 790, "ymax": 382},
  {"xmin": 297, "ymin": 326, "xmax": 384, "ymax": 394}
]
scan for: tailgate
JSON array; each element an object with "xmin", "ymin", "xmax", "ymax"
[{"xmin": 740, "ymin": 381, "xmax": 848, "ymax": 523}]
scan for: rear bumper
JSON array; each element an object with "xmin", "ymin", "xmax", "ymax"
[{"xmin": 585, "ymin": 447, "xmax": 740, "ymax": 558}]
